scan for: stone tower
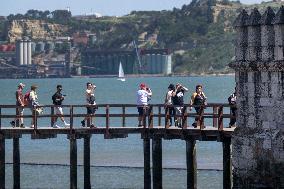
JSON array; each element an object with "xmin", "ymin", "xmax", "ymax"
[{"xmin": 230, "ymin": 6, "xmax": 284, "ymax": 189}]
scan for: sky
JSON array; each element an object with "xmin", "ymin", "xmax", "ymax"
[{"xmin": 0, "ymin": 0, "xmax": 271, "ymax": 17}]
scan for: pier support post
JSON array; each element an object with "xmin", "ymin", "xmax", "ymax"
[
  {"xmin": 84, "ymin": 135, "xmax": 91, "ymax": 189},
  {"xmin": 70, "ymin": 136, "xmax": 77, "ymax": 189},
  {"xmin": 223, "ymin": 138, "xmax": 232, "ymax": 189},
  {"xmin": 13, "ymin": 137, "xmax": 20, "ymax": 189},
  {"xmin": 152, "ymin": 136, "xmax": 162, "ymax": 189},
  {"xmin": 0, "ymin": 135, "xmax": 5, "ymax": 189},
  {"xmin": 186, "ymin": 139, "xmax": 197, "ymax": 189},
  {"xmin": 144, "ymin": 138, "xmax": 151, "ymax": 189}
]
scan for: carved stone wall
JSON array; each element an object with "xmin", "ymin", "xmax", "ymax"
[{"xmin": 230, "ymin": 6, "xmax": 284, "ymax": 189}]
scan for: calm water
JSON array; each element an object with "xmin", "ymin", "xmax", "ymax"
[{"xmin": 1, "ymin": 76, "xmax": 235, "ymax": 188}]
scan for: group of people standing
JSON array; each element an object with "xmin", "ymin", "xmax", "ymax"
[
  {"xmin": 137, "ymin": 82, "xmax": 237, "ymax": 128},
  {"xmin": 10, "ymin": 83, "xmax": 40, "ymax": 128},
  {"xmin": 10, "ymin": 82, "xmax": 97, "ymax": 128},
  {"xmin": 164, "ymin": 83, "xmax": 207, "ymax": 127}
]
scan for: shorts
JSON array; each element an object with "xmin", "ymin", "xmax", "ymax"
[
  {"xmin": 137, "ymin": 106, "xmax": 148, "ymax": 116},
  {"xmin": 174, "ymin": 106, "xmax": 183, "ymax": 116},
  {"xmin": 87, "ymin": 106, "xmax": 96, "ymax": 115},
  {"xmin": 55, "ymin": 106, "xmax": 63, "ymax": 115},
  {"xmin": 16, "ymin": 106, "xmax": 24, "ymax": 115}
]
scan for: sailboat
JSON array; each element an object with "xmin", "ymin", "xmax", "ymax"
[{"xmin": 117, "ymin": 62, "xmax": 126, "ymax": 81}]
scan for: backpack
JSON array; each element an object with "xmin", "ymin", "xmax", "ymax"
[
  {"xmin": 23, "ymin": 91, "xmax": 31, "ymax": 106},
  {"xmin": 52, "ymin": 93, "xmax": 57, "ymax": 104}
]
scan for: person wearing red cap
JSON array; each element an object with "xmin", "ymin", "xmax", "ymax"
[
  {"xmin": 10, "ymin": 83, "xmax": 26, "ymax": 128},
  {"xmin": 137, "ymin": 83, "xmax": 152, "ymax": 127}
]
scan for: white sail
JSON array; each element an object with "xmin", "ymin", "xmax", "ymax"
[{"xmin": 118, "ymin": 62, "xmax": 126, "ymax": 81}]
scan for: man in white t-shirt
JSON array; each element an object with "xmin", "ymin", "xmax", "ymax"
[
  {"xmin": 81, "ymin": 82, "xmax": 97, "ymax": 128},
  {"xmin": 137, "ymin": 83, "xmax": 152, "ymax": 127}
]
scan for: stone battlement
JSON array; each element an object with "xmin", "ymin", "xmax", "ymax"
[{"xmin": 231, "ymin": 6, "xmax": 284, "ymax": 72}]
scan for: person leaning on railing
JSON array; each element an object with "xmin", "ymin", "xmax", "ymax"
[
  {"xmin": 28, "ymin": 85, "xmax": 41, "ymax": 128},
  {"xmin": 190, "ymin": 84, "xmax": 207, "ymax": 128},
  {"xmin": 137, "ymin": 83, "xmax": 152, "ymax": 127},
  {"xmin": 164, "ymin": 84, "xmax": 175, "ymax": 127},
  {"xmin": 228, "ymin": 88, "xmax": 237, "ymax": 128},
  {"xmin": 81, "ymin": 82, "xmax": 97, "ymax": 128},
  {"xmin": 172, "ymin": 83, "xmax": 188, "ymax": 128}
]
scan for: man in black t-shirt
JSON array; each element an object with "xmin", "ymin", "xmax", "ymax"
[
  {"xmin": 51, "ymin": 85, "xmax": 70, "ymax": 128},
  {"xmin": 172, "ymin": 83, "xmax": 188, "ymax": 127}
]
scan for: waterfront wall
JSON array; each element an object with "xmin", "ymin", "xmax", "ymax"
[{"xmin": 230, "ymin": 6, "xmax": 284, "ymax": 189}]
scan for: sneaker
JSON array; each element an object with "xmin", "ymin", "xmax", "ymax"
[
  {"xmin": 30, "ymin": 125, "xmax": 34, "ymax": 128},
  {"xmin": 10, "ymin": 121, "xmax": 15, "ymax": 127},
  {"xmin": 90, "ymin": 124, "xmax": 97, "ymax": 128},
  {"xmin": 81, "ymin": 120, "xmax": 85, "ymax": 127},
  {"xmin": 138, "ymin": 124, "xmax": 143, "ymax": 127},
  {"xmin": 64, "ymin": 123, "xmax": 70, "ymax": 127},
  {"xmin": 192, "ymin": 122, "xmax": 197, "ymax": 128},
  {"xmin": 174, "ymin": 121, "xmax": 178, "ymax": 127},
  {"xmin": 52, "ymin": 124, "xmax": 61, "ymax": 128},
  {"xmin": 20, "ymin": 124, "xmax": 25, "ymax": 128}
]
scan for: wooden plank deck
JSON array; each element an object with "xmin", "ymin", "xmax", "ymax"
[{"xmin": 0, "ymin": 126, "xmax": 236, "ymax": 141}]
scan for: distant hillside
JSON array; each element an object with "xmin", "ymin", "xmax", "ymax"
[
  {"xmin": 70, "ymin": 0, "xmax": 282, "ymax": 74},
  {"xmin": 1, "ymin": 0, "xmax": 283, "ymax": 75}
]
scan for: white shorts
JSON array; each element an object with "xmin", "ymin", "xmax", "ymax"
[
  {"xmin": 55, "ymin": 106, "xmax": 63, "ymax": 115},
  {"xmin": 17, "ymin": 107, "xmax": 24, "ymax": 115},
  {"xmin": 174, "ymin": 107, "xmax": 183, "ymax": 115}
]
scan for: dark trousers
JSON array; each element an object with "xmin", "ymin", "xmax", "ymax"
[
  {"xmin": 165, "ymin": 107, "xmax": 175, "ymax": 125},
  {"xmin": 194, "ymin": 107, "xmax": 201, "ymax": 122},
  {"xmin": 229, "ymin": 107, "xmax": 237, "ymax": 126}
]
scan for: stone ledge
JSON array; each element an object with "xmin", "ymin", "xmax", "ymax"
[{"xmin": 230, "ymin": 60, "xmax": 284, "ymax": 71}]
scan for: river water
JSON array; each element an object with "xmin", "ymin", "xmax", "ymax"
[{"xmin": 1, "ymin": 76, "xmax": 235, "ymax": 188}]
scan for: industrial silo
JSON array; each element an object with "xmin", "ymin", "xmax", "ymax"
[
  {"xmin": 27, "ymin": 39, "xmax": 32, "ymax": 65},
  {"xmin": 16, "ymin": 40, "xmax": 24, "ymax": 65},
  {"xmin": 55, "ymin": 41, "xmax": 63, "ymax": 51},
  {"xmin": 45, "ymin": 41, "xmax": 55, "ymax": 51},
  {"xmin": 23, "ymin": 39, "xmax": 27, "ymax": 65},
  {"xmin": 165, "ymin": 55, "xmax": 172, "ymax": 75},
  {"xmin": 31, "ymin": 42, "xmax": 36, "ymax": 53},
  {"xmin": 35, "ymin": 42, "xmax": 45, "ymax": 52}
]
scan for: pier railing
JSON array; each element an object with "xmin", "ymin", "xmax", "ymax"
[
  {"xmin": 0, "ymin": 103, "xmax": 234, "ymax": 130},
  {"xmin": 0, "ymin": 103, "xmax": 236, "ymax": 189}
]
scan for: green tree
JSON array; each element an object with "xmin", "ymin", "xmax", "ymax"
[{"xmin": 51, "ymin": 10, "xmax": 72, "ymax": 24}]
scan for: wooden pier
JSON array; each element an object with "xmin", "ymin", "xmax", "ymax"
[{"xmin": 0, "ymin": 104, "xmax": 235, "ymax": 189}]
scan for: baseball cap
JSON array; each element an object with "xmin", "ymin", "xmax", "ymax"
[{"xmin": 140, "ymin": 83, "xmax": 146, "ymax": 88}]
